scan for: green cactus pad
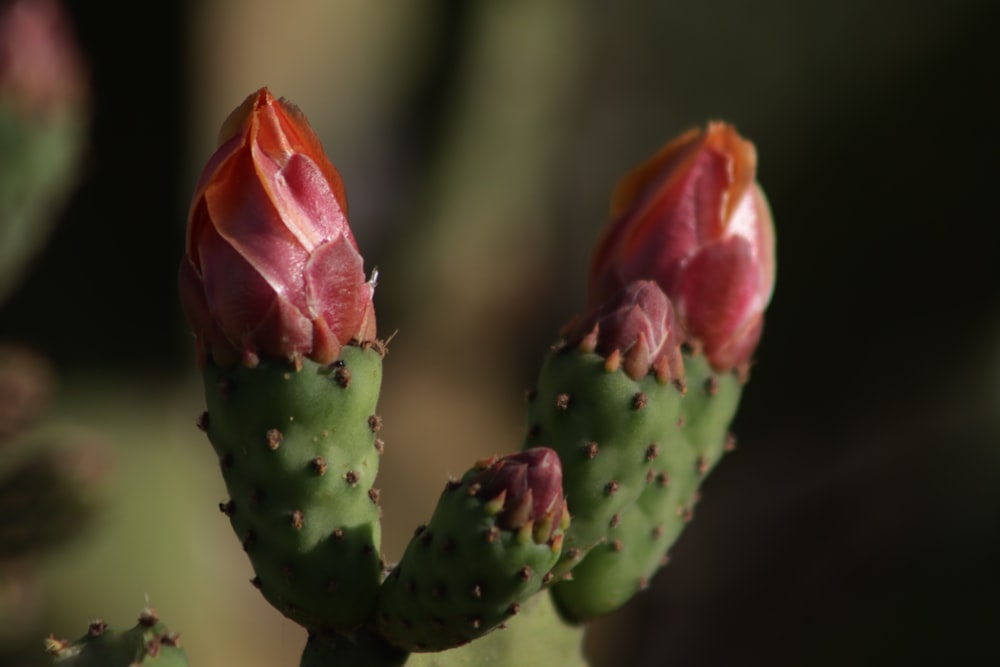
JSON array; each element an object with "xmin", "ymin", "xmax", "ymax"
[
  {"xmin": 523, "ymin": 345, "xmax": 683, "ymax": 570},
  {"xmin": 0, "ymin": 104, "xmax": 86, "ymax": 303},
  {"xmin": 551, "ymin": 353, "xmax": 742, "ymax": 621},
  {"xmin": 200, "ymin": 344, "xmax": 384, "ymax": 632},
  {"xmin": 376, "ymin": 464, "xmax": 564, "ymax": 652},
  {"xmin": 46, "ymin": 608, "xmax": 188, "ymax": 666}
]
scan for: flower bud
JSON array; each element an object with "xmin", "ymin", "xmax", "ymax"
[
  {"xmin": 179, "ymin": 88, "xmax": 376, "ymax": 367},
  {"xmin": 473, "ymin": 447, "xmax": 565, "ymax": 543},
  {"xmin": 569, "ymin": 280, "xmax": 683, "ymax": 383},
  {"xmin": 588, "ymin": 122, "xmax": 775, "ymax": 373}
]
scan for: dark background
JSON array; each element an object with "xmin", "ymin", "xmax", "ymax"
[{"xmin": 2, "ymin": 1, "xmax": 999, "ymax": 665}]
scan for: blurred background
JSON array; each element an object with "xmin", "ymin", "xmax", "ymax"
[{"xmin": 1, "ymin": 0, "xmax": 999, "ymax": 664}]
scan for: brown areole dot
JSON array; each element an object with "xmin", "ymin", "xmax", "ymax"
[
  {"xmin": 604, "ymin": 480, "xmax": 620, "ymax": 496},
  {"xmin": 471, "ymin": 583, "xmax": 483, "ymax": 599},
  {"xmin": 704, "ymin": 375, "xmax": 719, "ymax": 396},
  {"xmin": 344, "ymin": 470, "xmax": 360, "ymax": 486},
  {"xmin": 632, "ymin": 392, "xmax": 648, "ymax": 410},
  {"xmin": 610, "ymin": 539, "xmax": 623, "ymax": 552},
  {"xmin": 374, "ymin": 438, "xmax": 385, "ymax": 455},
  {"xmin": 725, "ymin": 433, "xmax": 737, "ymax": 452},
  {"xmin": 265, "ymin": 428, "xmax": 283, "ymax": 450},
  {"xmin": 218, "ymin": 500, "xmax": 235, "ymax": 516},
  {"xmin": 368, "ymin": 488, "xmax": 381, "ymax": 504},
  {"xmin": 290, "ymin": 510, "xmax": 304, "ymax": 530},
  {"xmin": 334, "ymin": 366, "xmax": 351, "ymax": 388},
  {"xmin": 368, "ymin": 415, "xmax": 383, "ymax": 432},
  {"xmin": 88, "ymin": 620, "xmax": 107, "ymax": 637},
  {"xmin": 518, "ymin": 565, "xmax": 533, "ymax": 580},
  {"xmin": 609, "ymin": 513, "xmax": 621, "ymax": 528},
  {"xmin": 310, "ymin": 456, "xmax": 327, "ymax": 475},
  {"xmin": 584, "ymin": 441, "xmax": 599, "ymax": 459},
  {"xmin": 331, "ymin": 527, "xmax": 345, "ymax": 541},
  {"xmin": 555, "ymin": 393, "xmax": 571, "ymax": 410},
  {"xmin": 697, "ymin": 456, "xmax": 709, "ymax": 475},
  {"xmin": 196, "ymin": 412, "xmax": 209, "ymax": 431},
  {"xmin": 645, "ymin": 443, "xmax": 660, "ymax": 461},
  {"xmin": 241, "ymin": 531, "xmax": 257, "ymax": 551}
]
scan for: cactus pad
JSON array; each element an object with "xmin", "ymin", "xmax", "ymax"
[
  {"xmin": 523, "ymin": 343, "xmax": 684, "ymax": 572},
  {"xmin": 199, "ymin": 344, "xmax": 385, "ymax": 632},
  {"xmin": 551, "ymin": 352, "xmax": 742, "ymax": 621},
  {"xmin": 376, "ymin": 452, "xmax": 566, "ymax": 652},
  {"xmin": 46, "ymin": 608, "xmax": 188, "ymax": 666}
]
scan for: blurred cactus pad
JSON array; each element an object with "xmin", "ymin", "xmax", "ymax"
[{"xmin": 0, "ymin": 0, "xmax": 89, "ymax": 304}]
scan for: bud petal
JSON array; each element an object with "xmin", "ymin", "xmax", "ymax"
[
  {"xmin": 179, "ymin": 88, "xmax": 376, "ymax": 366},
  {"xmin": 588, "ymin": 122, "xmax": 775, "ymax": 373}
]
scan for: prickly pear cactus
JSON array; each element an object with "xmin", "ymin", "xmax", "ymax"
[
  {"xmin": 522, "ymin": 340, "xmax": 684, "ymax": 575},
  {"xmin": 199, "ymin": 344, "xmax": 385, "ymax": 632},
  {"xmin": 549, "ymin": 352, "xmax": 741, "ymax": 621},
  {"xmin": 377, "ymin": 449, "xmax": 568, "ymax": 652},
  {"xmin": 46, "ymin": 608, "xmax": 188, "ymax": 666}
]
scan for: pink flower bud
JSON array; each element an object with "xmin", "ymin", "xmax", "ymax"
[
  {"xmin": 588, "ymin": 123, "xmax": 775, "ymax": 373},
  {"xmin": 473, "ymin": 448, "xmax": 565, "ymax": 542},
  {"xmin": 569, "ymin": 280, "xmax": 683, "ymax": 383},
  {"xmin": 179, "ymin": 88, "xmax": 376, "ymax": 367}
]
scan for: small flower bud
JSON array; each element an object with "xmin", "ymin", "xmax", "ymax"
[{"xmin": 471, "ymin": 448, "xmax": 565, "ymax": 543}]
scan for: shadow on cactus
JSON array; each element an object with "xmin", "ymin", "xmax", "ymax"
[{"xmin": 62, "ymin": 89, "xmax": 775, "ymax": 666}]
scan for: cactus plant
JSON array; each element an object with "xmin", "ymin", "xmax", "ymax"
[
  {"xmin": 45, "ymin": 608, "xmax": 188, "ymax": 667},
  {"xmin": 47, "ymin": 88, "xmax": 775, "ymax": 666}
]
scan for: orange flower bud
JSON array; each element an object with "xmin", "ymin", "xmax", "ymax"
[
  {"xmin": 179, "ymin": 88, "xmax": 376, "ymax": 367},
  {"xmin": 589, "ymin": 123, "xmax": 775, "ymax": 373}
]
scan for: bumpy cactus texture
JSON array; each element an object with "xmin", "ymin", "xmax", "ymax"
[
  {"xmin": 46, "ymin": 609, "xmax": 188, "ymax": 667},
  {"xmin": 376, "ymin": 455, "xmax": 566, "ymax": 652},
  {"xmin": 522, "ymin": 345, "xmax": 684, "ymax": 574},
  {"xmin": 548, "ymin": 352, "xmax": 741, "ymax": 621},
  {"xmin": 199, "ymin": 344, "xmax": 385, "ymax": 632}
]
